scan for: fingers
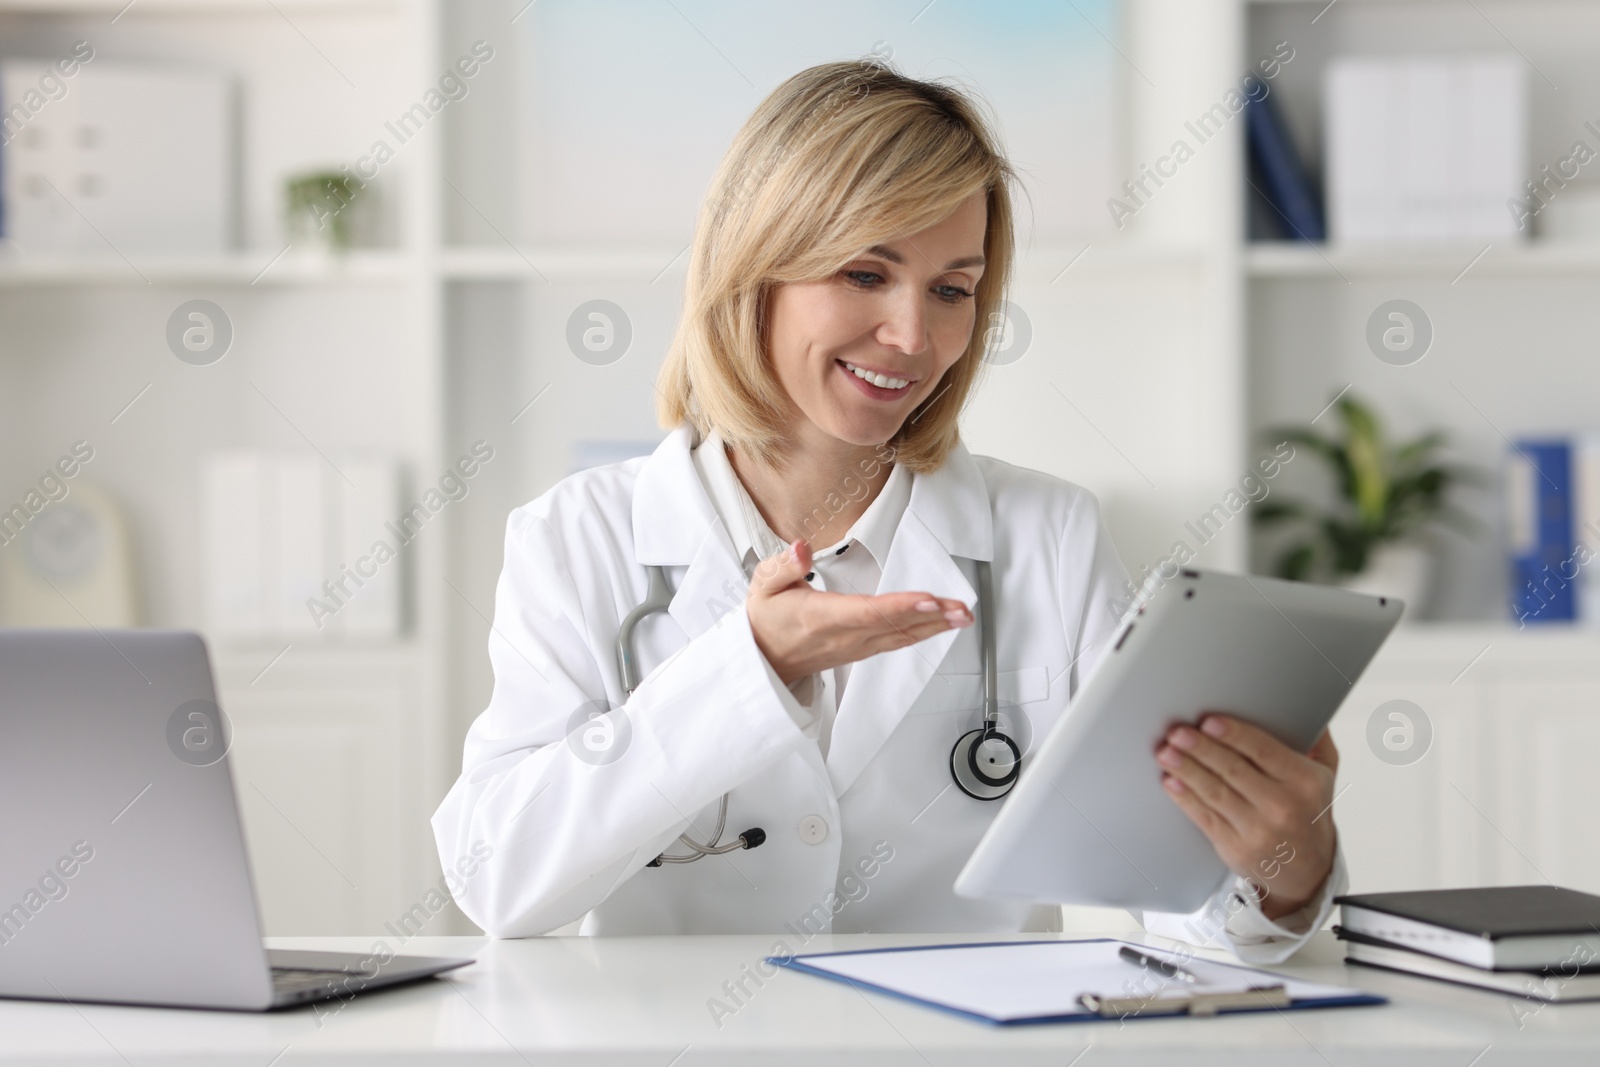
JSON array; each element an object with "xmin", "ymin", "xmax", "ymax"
[
  {"xmin": 1195, "ymin": 714, "xmax": 1303, "ymax": 783},
  {"xmin": 1307, "ymin": 729, "xmax": 1340, "ymax": 774},
  {"xmin": 1159, "ymin": 714, "xmax": 1342, "ymax": 910},
  {"xmin": 750, "ymin": 539, "xmax": 811, "ymax": 596},
  {"xmin": 1156, "ymin": 741, "xmax": 1255, "ymax": 834},
  {"xmin": 871, "ymin": 590, "xmax": 973, "ymax": 628},
  {"xmin": 1161, "ymin": 771, "xmax": 1242, "ymax": 851},
  {"xmin": 1165, "ymin": 724, "xmax": 1274, "ymax": 804},
  {"xmin": 746, "ymin": 535, "xmax": 976, "ymax": 676},
  {"xmin": 864, "ymin": 617, "xmax": 962, "ymax": 654},
  {"xmin": 850, "ymin": 594, "xmax": 971, "ymax": 654}
]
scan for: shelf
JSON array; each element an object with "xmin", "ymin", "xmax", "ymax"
[
  {"xmin": 0, "ymin": 244, "xmax": 1207, "ymax": 288},
  {"xmin": 1377, "ymin": 621, "xmax": 1600, "ymax": 668},
  {"xmin": 1245, "ymin": 241, "xmax": 1600, "ymax": 281},
  {"xmin": 0, "ymin": 0, "xmax": 404, "ymax": 12},
  {"xmin": 0, "ymin": 250, "xmax": 417, "ymax": 287},
  {"xmin": 440, "ymin": 241, "xmax": 1211, "ymax": 284},
  {"xmin": 441, "ymin": 245, "xmax": 693, "ymax": 282},
  {"xmin": 1018, "ymin": 241, "xmax": 1210, "ymax": 276}
]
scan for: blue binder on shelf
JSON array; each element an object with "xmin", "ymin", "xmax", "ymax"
[
  {"xmin": 770, "ymin": 939, "xmax": 1384, "ymax": 1026},
  {"xmin": 1508, "ymin": 440, "xmax": 1576, "ymax": 625},
  {"xmin": 1246, "ymin": 93, "xmax": 1325, "ymax": 242}
]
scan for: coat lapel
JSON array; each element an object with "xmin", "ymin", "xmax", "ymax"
[
  {"xmin": 825, "ymin": 443, "xmax": 993, "ymax": 798},
  {"xmin": 631, "ymin": 425, "xmax": 749, "ymax": 641}
]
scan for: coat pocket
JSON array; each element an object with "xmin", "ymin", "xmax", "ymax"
[
  {"xmin": 908, "ymin": 665, "xmax": 1049, "ymax": 715},
  {"xmin": 905, "ymin": 665, "xmax": 1051, "ymax": 760}
]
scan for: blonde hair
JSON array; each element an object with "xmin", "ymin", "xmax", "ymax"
[{"xmin": 656, "ymin": 58, "xmax": 1018, "ymax": 473}]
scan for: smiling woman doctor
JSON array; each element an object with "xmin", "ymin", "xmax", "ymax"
[{"xmin": 433, "ymin": 60, "xmax": 1346, "ymax": 964}]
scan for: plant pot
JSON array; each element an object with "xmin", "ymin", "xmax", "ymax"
[{"xmin": 1337, "ymin": 542, "xmax": 1433, "ymax": 618}]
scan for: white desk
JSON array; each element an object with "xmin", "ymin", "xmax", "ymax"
[{"xmin": 3, "ymin": 931, "xmax": 1596, "ymax": 1065}]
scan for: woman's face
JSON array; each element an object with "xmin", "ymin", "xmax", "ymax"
[{"xmin": 765, "ymin": 191, "xmax": 988, "ymax": 451}]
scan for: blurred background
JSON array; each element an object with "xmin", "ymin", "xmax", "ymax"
[{"xmin": 2, "ymin": 0, "xmax": 1597, "ymax": 935}]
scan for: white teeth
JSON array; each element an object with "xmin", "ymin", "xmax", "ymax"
[{"xmin": 844, "ymin": 361, "xmax": 910, "ymax": 390}]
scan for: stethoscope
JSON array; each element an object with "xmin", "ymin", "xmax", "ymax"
[
  {"xmin": 948, "ymin": 558, "xmax": 1023, "ymax": 801},
  {"xmin": 616, "ymin": 558, "xmax": 1020, "ymax": 867}
]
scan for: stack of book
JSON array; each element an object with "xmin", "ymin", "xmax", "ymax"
[{"xmin": 1335, "ymin": 886, "xmax": 1600, "ymax": 1001}]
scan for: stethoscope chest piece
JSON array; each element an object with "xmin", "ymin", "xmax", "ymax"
[{"xmin": 950, "ymin": 727, "xmax": 1021, "ymax": 800}]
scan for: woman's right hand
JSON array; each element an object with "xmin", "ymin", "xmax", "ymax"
[{"xmin": 746, "ymin": 539, "xmax": 973, "ymax": 686}]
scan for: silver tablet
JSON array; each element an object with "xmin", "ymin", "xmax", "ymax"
[{"xmin": 954, "ymin": 568, "xmax": 1401, "ymax": 914}]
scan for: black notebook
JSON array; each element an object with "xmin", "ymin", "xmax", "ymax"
[
  {"xmin": 1336, "ymin": 929, "xmax": 1600, "ymax": 1001},
  {"xmin": 1336, "ymin": 886, "xmax": 1600, "ymax": 970}
]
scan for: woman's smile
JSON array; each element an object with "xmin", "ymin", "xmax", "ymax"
[{"xmin": 837, "ymin": 358, "xmax": 916, "ymax": 400}]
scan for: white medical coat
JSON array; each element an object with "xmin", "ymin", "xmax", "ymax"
[{"xmin": 432, "ymin": 425, "xmax": 1344, "ymax": 961}]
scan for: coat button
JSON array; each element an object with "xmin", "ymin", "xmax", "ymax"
[{"xmin": 797, "ymin": 815, "xmax": 828, "ymax": 845}]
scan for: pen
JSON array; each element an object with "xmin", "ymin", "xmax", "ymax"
[{"xmin": 1119, "ymin": 945, "xmax": 1202, "ymax": 984}]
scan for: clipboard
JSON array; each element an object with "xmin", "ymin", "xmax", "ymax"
[{"xmin": 769, "ymin": 938, "xmax": 1385, "ymax": 1026}]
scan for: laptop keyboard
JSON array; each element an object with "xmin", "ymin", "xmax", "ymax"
[{"xmin": 272, "ymin": 966, "xmax": 359, "ymax": 995}]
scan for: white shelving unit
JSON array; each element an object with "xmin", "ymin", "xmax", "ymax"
[
  {"xmin": 0, "ymin": 251, "xmax": 418, "ymax": 285},
  {"xmin": 0, "ymin": 0, "xmax": 449, "ymax": 936},
  {"xmin": 1245, "ymin": 242, "xmax": 1600, "ymax": 279},
  {"xmin": 1243, "ymin": 0, "xmax": 1600, "ymax": 622},
  {"xmin": 1243, "ymin": 0, "xmax": 1600, "ymax": 897}
]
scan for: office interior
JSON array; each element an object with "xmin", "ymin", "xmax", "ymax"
[{"xmin": 0, "ymin": 0, "xmax": 1594, "ymax": 983}]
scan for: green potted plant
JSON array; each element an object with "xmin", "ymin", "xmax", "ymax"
[
  {"xmin": 1252, "ymin": 393, "xmax": 1480, "ymax": 614},
  {"xmin": 284, "ymin": 169, "xmax": 362, "ymax": 252}
]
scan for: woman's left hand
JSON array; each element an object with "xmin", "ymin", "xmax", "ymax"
[{"xmin": 1156, "ymin": 714, "xmax": 1338, "ymax": 922}]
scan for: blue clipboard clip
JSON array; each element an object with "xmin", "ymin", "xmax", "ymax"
[{"xmin": 1079, "ymin": 983, "xmax": 1290, "ymax": 1018}]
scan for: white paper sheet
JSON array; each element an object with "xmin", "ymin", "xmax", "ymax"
[{"xmin": 783, "ymin": 939, "xmax": 1367, "ymax": 1023}]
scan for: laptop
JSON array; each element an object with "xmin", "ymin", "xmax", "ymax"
[{"xmin": 0, "ymin": 629, "xmax": 470, "ymax": 1010}]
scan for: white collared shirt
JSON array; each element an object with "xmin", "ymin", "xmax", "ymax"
[{"xmin": 690, "ymin": 428, "xmax": 911, "ymax": 757}]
